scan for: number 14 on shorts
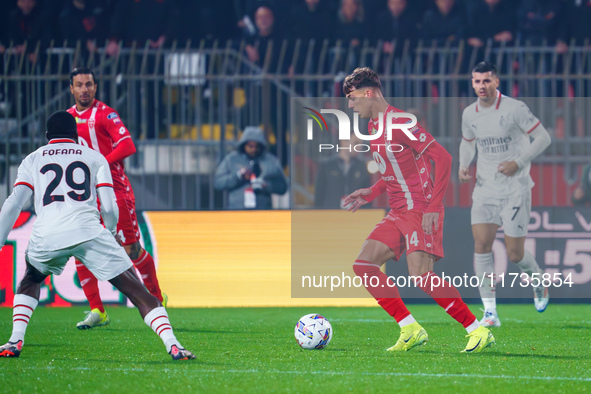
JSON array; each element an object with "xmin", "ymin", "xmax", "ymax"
[{"xmin": 406, "ymin": 231, "xmax": 419, "ymax": 249}]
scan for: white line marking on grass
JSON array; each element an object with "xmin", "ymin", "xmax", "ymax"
[
  {"xmin": 335, "ymin": 318, "xmax": 591, "ymax": 325},
  {"xmin": 332, "ymin": 319, "xmax": 391, "ymax": 323},
  {"xmin": 500, "ymin": 320, "xmax": 591, "ymax": 325},
  {"xmin": 21, "ymin": 366, "xmax": 590, "ymax": 382},
  {"xmin": 198, "ymin": 370, "xmax": 591, "ymax": 382}
]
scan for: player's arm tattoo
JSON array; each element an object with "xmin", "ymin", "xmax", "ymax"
[{"xmin": 128, "ymin": 241, "xmax": 142, "ymax": 260}]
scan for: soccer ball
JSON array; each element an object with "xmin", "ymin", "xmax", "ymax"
[{"xmin": 294, "ymin": 314, "xmax": 332, "ymax": 349}]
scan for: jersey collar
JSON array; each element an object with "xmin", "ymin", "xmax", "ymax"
[
  {"xmin": 370, "ymin": 105, "xmax": 395, "ymax": 125},
  {"xmin": 476, "ymin": 90, "xmax": 502, "ymax": 112},
  {"xmin": 49, "ymin": 138, "xmax": 77, "ymax": 144},
  {"xmin": 73, "ymin": 99, "xmax": 97, "ymax": 115}
]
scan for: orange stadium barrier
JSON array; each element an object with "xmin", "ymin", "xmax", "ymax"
[
  {"xmin": 0, "ymin": 210, "xmax": 381, "ymax": 308},
  {"xmin": 147, "ymin": 210, "xmax": 378, "ymax": 307}
]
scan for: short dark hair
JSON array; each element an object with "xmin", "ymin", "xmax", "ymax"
[
  {"xmin": 472, "ymin": 61, "xmax": 497, "ymax": 76},
  {"xmin": 46, "ymin": 111, "xmax": 78, "ymax": 141},
  {"xmin": 343, "ymin": 67, "xmax": 382, "ymax": 95},
  {"xmin": 69, "ymin": 67, "xmax": 96, "ymax": 85}
]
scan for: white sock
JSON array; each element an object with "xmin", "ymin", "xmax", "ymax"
[
  {"xmin": 398, "ymin": 315, "xmax": 416, "ymax": 328},
  {"xmin": 9, "ymin": 294, "xmax": 38, "ymax": 345},
  {"xmin": 144, "ymin": 307, "xmax": 180, "ymax": 353},
  {"xmin": 474, "ymin": 252, "xmax": 496, "ymax": 313},
  {"xmin": 516, "ymin": 251, "xmax": 544, "ymax": 278},
  {"xmin": 465, "ymin": 319, "xmax": 481, "ymax": 334}
]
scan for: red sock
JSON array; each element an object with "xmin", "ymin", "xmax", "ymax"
[
  {"xmin": 133, "ymin": 250, "xmax": 163, "ymax": 302},
  {"xmin": 353, "ymin": 260, "xmax": 411, "ymax": 323},
  {"xmin": 75, "ymin": 260, "xmax": 104, "ymax": 313},
  {"xmin": 416, "ymin": 272, "xmax": 476, "ymax": 328}
]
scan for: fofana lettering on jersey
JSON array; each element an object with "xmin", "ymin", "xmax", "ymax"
[{"xmin": 42, "ymin": 149, "xmax": 83, "ymax": 156}]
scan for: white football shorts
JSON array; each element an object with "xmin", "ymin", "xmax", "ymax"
[
  {"xmin": 471, "ymin": 191, "xmax": 531, "ymax": 238},
  {"xmin": 25, "ymin": 228, "xmax": 133, "ymax": 281}
]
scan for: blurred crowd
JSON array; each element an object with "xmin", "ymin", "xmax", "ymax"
[
  {"xmin": 2, "ymin": 0, "xmax": 591, "ymax": 62},
  {"xmin": 0, "ymin": 0, "xmax": 587, "ymax": 210}
]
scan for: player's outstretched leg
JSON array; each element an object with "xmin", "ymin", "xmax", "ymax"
[
  {"xmin": 75, "ymin": 260, "xmax": 110, "ymax": 329},
  {"xmin": 533, "ymin": 284, "xmax": 549, "ymax": 312},
  {"xmin": 472, "ymin": 224, "xmax": 501, "ymax": 327},
  {"xmin": 353, "ymin": 239, "xmax": 428, "ymax": 352},
  {"xmin": 417, "ymin": 271, "xmax": 495, "ymax": 353},
  {"xmin": 0, "ymin": 294, "xmax": 37, "ymax": 358},
  {"xmin": 1, "ymin": 262, "xmax": 45, "ymax": 358},
  {"xmin": 474, "ymin": 252, "xmax": 500, "ymax": 327},
  {"xmin": 512, "ymin": 250, "xmax": 549, "ymax": 312},
  {"xmin": 480, "ymin": 309, "xmax": 501, "ymax": 328},
  {"xmin": 108, "ymin": 268, "xmax": 194, "ymax": 360},
  {"xmin": 386, "ymin": 321, "xmax": 428, "ymax": 352},
  {"xmin": 127, "ymin": 242, "xmax": 166, "ymax": 307},
  {"xmin": 409, "ymin": 252, "xmax": 494, "ymax": 353},
  {"xmin": 461, "ymin": 325, "xmax": 496, "ymax": 353}
]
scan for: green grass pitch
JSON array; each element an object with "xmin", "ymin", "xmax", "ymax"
[{"xmin": 0, "ymin": 304, "xmax": 589, "ymax": 392}]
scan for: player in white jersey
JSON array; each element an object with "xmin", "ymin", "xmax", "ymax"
[
  {"xmin": 0, "ymin": 111, "xmax": 195, "ymax": 360},
  {"xmin": 459, "ymin": 62, "xmax": 552, "ymax": 327}
]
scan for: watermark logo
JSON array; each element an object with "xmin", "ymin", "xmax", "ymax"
[
  {"xmin": 304, "ymin": 108, "xmax": 418, "ymax": 153},
  {"xmin": 305, "ymin": 108, "xmax": 418, "ymax": 141},
  {"xmin": 303, "ymin": 107, "xmax": 328, "ymax": 133}
]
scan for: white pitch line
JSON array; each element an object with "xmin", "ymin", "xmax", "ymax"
[
  {"xmin": 12, "ymin": 366, "xmax": 591, "ymax": 382},
  {"xmin": 501, "ymin": 319, "xmax": 591, "ymax": 324},
  {"xmin": 331, "ymin": 319, "xmax": 391, "ymax": 323},
  {"xmin": 332, "ymin": 318, "xmax": 591, "ymax": 325},
  {"xmin": 496, "ymin": 232, "xmax": 591, "ymax": 238},
  {"xmin": 189, "ymin": 370, "xmax": 591, "ymax": 383}
]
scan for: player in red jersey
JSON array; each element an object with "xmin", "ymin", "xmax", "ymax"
[
  {"xmin": 67, "ymin": 68, "xmax": 166, "ymax": 329},
  {"xmin": 342, "ymin": 67, "xmax": 494, "ymax": 353}
]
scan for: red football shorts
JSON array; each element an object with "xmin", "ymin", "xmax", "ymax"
[
  {"xmin": 366, "ymin": 209, "xmax": 445, "ymax": 261},
  {"xmin": 98, "ymin": 179, "xmax": 141, "ymax": 246},
  {"xmin": 114, "ymin": 184, "xmax": 141, "ymax": 246}
]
